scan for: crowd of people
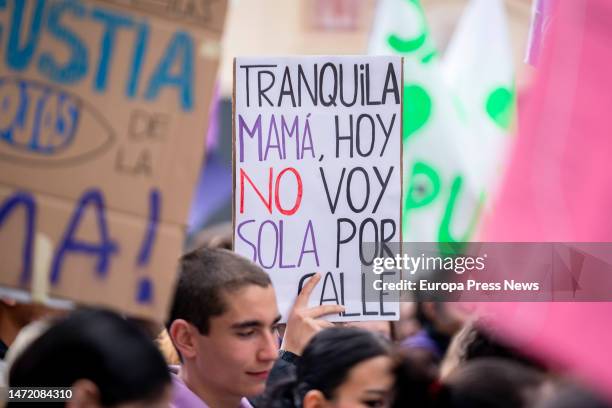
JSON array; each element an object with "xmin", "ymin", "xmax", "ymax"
[{"xmin": 0, "ymin": 246, "xmax": 610, "ymax": 408}]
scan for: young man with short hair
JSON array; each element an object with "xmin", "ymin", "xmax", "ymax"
[{"xmin": 167, "ymin": 248, "xmax": 342, "ymax": 408}]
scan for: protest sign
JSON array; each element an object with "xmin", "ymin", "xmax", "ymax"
[
  {"xmin": 0, "ymin": 0, "xmax": 227, "ymax": 321},
  {"xmin": 233, "ymin": 56, "xmax": 402, "ymax": 321}
]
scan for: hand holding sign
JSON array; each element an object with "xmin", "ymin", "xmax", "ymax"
[{"xmin": 281, "ymin": 273, "xmax": 345, "ymax": 355}]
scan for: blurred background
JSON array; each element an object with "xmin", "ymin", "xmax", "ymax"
[{"xmin": 186, "ymin": 0, "xmax": 534, "ymax": 246}]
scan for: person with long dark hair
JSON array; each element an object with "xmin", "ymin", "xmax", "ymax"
[
  {"xmin": 263, "ymin": 327, "xmax": 395, "ymax": 408},
  {"xmin": 8, "ymin": 308, "xmax": 171, "ymax": 407}
]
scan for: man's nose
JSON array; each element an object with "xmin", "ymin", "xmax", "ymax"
[{"xmin": 258, "ymin": 331, "xmax": 279, "ymax": 361}]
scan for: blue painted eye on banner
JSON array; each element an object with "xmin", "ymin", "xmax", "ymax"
[
  {"xmin": 0, "ymin": 77, "xmax": 116, "ymax": 166},
  {"xmin": 0, "ymin": 78, "xmax": 80, "ymax": 155}
]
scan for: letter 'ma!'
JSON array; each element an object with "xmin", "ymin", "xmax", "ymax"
[
  {"xmin": 0, "ymin": 192, "xmax": 36, "ymax": 284},
  {"xmin": 50, "ymin": 189, "xmax": 119, "ymax": 285}
]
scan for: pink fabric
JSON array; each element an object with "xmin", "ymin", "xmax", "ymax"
[
  {"xmin": 487, "ymin": 0, "xmax": 612, "ymax": 243},
  {"xmin": 475, "ymin": 0, "xmax": 612, "ymax": 401}
]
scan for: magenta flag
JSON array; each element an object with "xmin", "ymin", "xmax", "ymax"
[{"xmin": 476, "ymin": 0, "xmax": 612, "ymax": 401}]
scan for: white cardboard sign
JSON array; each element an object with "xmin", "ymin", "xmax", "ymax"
[{"xmin": 233, "ymin": 56, "xmax": 402, "ymax": 321}]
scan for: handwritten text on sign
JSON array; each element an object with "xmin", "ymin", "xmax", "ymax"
[
  {"xmin": 0, "ymin": 0, "xmax": 226, "ymax": 320},
  {"xmin": 234, "ymin": 57, "xmax": 403, "ymax": 321}
]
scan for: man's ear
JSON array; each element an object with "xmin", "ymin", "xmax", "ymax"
[
  {"xmin": 169, "ymin": 319, "xmax": 198, "ymax": 360},
  {"xmin": 303, "ymin": 389, "xmax": 328, "ymax": 408},
  {"xmin": 67, "ymin": 379, "xmax": 102, "ymax": 408}
]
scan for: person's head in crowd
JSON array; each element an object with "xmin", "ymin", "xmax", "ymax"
[
  {"xmin": 433, "ymin": 358, "xmax": 546, "ymax": 408},
  {"xmin": 8, "ymin": 308, "xmax": 171, "ymax": 408},
  {"xmin": 347, "ymin": 321, "xmax": 394, "ymax": 341},
  {"xmin": 167, "ymin": 248, "xmax": 280, "ymax": 407},
  {"xmin": 392, "ymin": 348, "xmax": 440, "ymax": 408},
  {"xmin": 0, "ymin": 298, "xmax": 59, "ymax": 359},
  {"xmin": 440, "ymin": 321, "xmax": 546, "ymax": 379},
  {"xmin": 531, "ymin": 381, "xmax": 612, "ymax": 408},
  {"xmin": 265, "ymin": 326, "xmax": 395, "ymax": 408},
  {"xmin": 187, "ymin": 221, "xmax": 233, "ymax": 251},
  {"xmin": 392, "ymin": 302, "xmax": 420, "ymax": 342},
  {"xmin": 401, "ymin": 302, "xmax": 464, "ymax": 361}
]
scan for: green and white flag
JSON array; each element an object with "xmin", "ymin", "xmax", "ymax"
[
  {"xmin": 442, "ymin": 0, "xmax": 515, "ymax": 189},
  {"xmin": 368, "ymin": 0, "xmax": 514, "ymax": 247}
]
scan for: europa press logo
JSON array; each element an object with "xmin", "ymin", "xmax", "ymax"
[{"xmin": 0, "ymin": 77, "xmax": 115, "ymax": 166}]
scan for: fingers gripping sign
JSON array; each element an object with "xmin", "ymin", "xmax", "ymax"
[{"xmin": 281, "ymin": 273, "xmax": 345, "ymax": 355}]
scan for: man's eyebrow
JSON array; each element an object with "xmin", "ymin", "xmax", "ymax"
[
  {"xmin": 231, "ymin": 320, "xmax": 263, "ymax": 330},
  {"xmin": 364, "ymin": 390, "xmax": 387, "ymax": 396},
  {"xmin": 231, "ymin": 315, "xmax": 282, "ymax": 330}
]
